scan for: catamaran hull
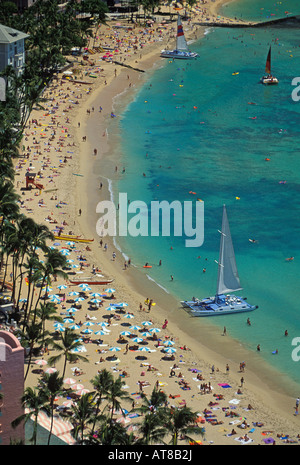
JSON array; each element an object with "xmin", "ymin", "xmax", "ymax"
[
  {"xmin": 161, "ymin": 50, "xmax": 198, "ymax": 59},
  {"xmin": 181, "ymin": 295, "xmax": 258, "ymax": 317}
]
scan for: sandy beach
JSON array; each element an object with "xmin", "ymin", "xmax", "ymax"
[{"xmin": 12, "ymin": 1, "xmax": 300, "ymax": 445}]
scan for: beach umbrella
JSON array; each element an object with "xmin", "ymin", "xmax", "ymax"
[
  {"xmin": 132, "ymin": 337, "xmax": 143, "ymax": 343},
  {"xmin": 66, "ymin": 241, "xmax": 75, "ymax": 246},
  {"xmin": 94, "ymin": 330, "xmax": 110, "ymax": 335},
  {"xmin": 71, "ymin": 346, "xmax": 87, "ymax": 353},
  {"xmin": 164, "ymin": 340, "xmax": 175, "ymax": 346},
  {"xmin": 81, "ymin": 329, "xmax": 93, "ymax": 334},
  {"xmin": 45, "ymin": 368, "xmax": 57, "ymax": 374},
  {"xmin": 164, "ymin": 347, "xmax": 176, "ymax": 353},
  {"xmin": 71, "ymin": 384, "xmax": 84, "ymax": 390},
  {"xmin": 68, "ymin": 291, "xmax": 79, "ymax": 296},
  {"xmin": 123, "ymin": 313, "xmax": 134, "ymax": 319},
  {"xmin": 116, "ymin": 302, "xmax": 128, "ymax": 307},
  {"xmin": 56, "ymin": 326, "xmax": 65, "ymax": 332},
  {"xmin": 63, "ymin": 318, "xmax": 74, "ymax": 324},
  {"xmin": 67, "ymin": 307, "xmax": 78, "ymax": 313},
  {"xmin": 49, "ymin": 294, "xmax": 61, "ymax": 302},
  {"xmin": 142, "ymin": 321, "xmax": 153, "ymax": 326},
  {"xmin": 71, "ymin": 264, "xmax": 79, "ymax": 269},
  {"xmin": 104, "ymin": 288, "xmax": 115, "ymax": 293},
  {"xmin": 149, "ymin": 328, "xmax": 161, "ymax": 333},
  {"xmin": 120, "ymin": 331, "xmax": 131, "ymax": 336},
  {"xmin": 140, "ymin": 331, "xmax": 151, "ymax": 337},
  {"xmin": 57, "ymin": 284, "xmax": 68, "ymax": 290},
  {"xmin": 62, "ymin": 400, "xmax": 75, "ymax": 408},
  {"xmin": 76, "ymin": 389, "xmax": 90, "ymax": 396},
  {"xmin": 98, "ymin": 322, "xmax": 109, "ymax": 327},
  {"xmin": 130, "ymin": 325, "xmax": 141, "ymax": 331},
  {"xmin": 109, "ymin": 347, "xmax": 121, "ymax": 352},
  {"xmin": 35, "ymin": 359, "xmax": 47, "ymax": 366},
  {"xmin": 60, "ymin": 249, "xmax": 70, "ymax": 256},
  {"xmin": 64, "ymin": 378, "xmax": 76, "ymax": 385},
  {"xmin": 69, "ymin": 324, "xmax": 80, "ymax": 330},
  {"xmin": 74, "ymin": 297, "xmax": 85, "ymax": 302},
  {"xmin": 138, "ymin": 347, "xmax": 151, "ymax": 352},
  {"xmin": 78, "ymin": 284, "xmax": 91, "ymax": 289},
  {"xmin": 83, "ymin": 321, "xmax": 94, "ymax": 327},
  {"xmin": 90, "ymin": 292, "xmax": 102, "ymax": 297},
  {"xmin": 66, "ymin": 259, "xmax": 74, "ymax": 264},
  {"xmin": 91, "ymin": 298, "xmax": 102, "ymax": 304}
]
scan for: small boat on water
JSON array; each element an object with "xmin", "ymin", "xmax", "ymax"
[
  {"xmin": 69, "ymin": 278, "xmax": 114, "ymax": 285},
  {"xmin": 161, "ymin": 14, "xmax": 198, "ymax": 60},
  {"xmin": 181, "ymin": 205, "xmax": 258, "ymax": 317},
  {"xmin": 261, "ymin": 46, "xmax": 278, "ymax": 85}
]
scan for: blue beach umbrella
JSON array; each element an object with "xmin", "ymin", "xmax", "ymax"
[
  {"xmin": 164, "ymin": 347, "xmax": 176, "ymax": 353},
  {"xmin": 123, "ymin": 313, "xmax": 134, "ymax": 319},
  {"xmin": 130, "ymin": 325, "xmax": 141, "ymax": 331},
  {"xmin": 104, "ymin": 288, "xmax": 116, "ymax": 293},
  {"xmin": 63, "ymin": 318, "xmax": 74, "ymax": 324},
  {"xmin": 81, "ymin": 328, "xmax": 93, "ymax": 334},
  {"xmin": 68, "ymin": 291, "xmax": 79, "ymax": 296},
  {"xmin": 132, "ymin": 337, "xmax": 143, "ymax": 343},
  {"xmin": 83, "ymin": 321, "xmax": 94, "ymax": 327},
  {"xmin": 94, "ymin": 330, "xmax": 110, "ymax": 336},
  {"xmin": 138, "ymin": 347, "xmax": 151, "ymax": 352},
  {"xmin": 109, "ymin": 347, "xmax": 121, "ymax": 352},
  {"xmin": 57, "ymin": 284, "xmax": 68, "ymax": 290},
  {"xmin": 69, "ymin": 324, "xmax": 80, "ymax": 330},
  {"xmin": 142, "ymin": 321, "xmax": 153, "ymax": 326}
]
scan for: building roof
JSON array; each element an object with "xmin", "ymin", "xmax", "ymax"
[{"xmin": 0, "ymin": 24, "xmax": 29, "ymax": 44}]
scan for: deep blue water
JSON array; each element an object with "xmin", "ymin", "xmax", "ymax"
[{"xmin": 107, "ymin": 0, "xmax": 300, "ymax": 389}]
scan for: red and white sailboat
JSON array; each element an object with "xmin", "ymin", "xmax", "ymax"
[
  {"xmin": 261, "ymin": 46, "xmax": 278, "ymax": 85},
  {"xmin": 161, "ymin": 14, "xmax": 198, "ymax": 59}
]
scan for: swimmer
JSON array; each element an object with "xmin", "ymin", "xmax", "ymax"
[{"xmin": 286, "ymin": 256, "xmax": 294, "ymax": 261}]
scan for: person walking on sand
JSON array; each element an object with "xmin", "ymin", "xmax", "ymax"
[{"xmin": 79, "ymin": 208, "xmax": 81, "ymax": 216}]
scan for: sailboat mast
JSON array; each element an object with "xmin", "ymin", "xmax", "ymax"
[{"xmin": 265, "ymin": 46, "xmax": 271, "ymax": 75}]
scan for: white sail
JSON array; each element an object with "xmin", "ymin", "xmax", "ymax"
[
  {"xmin": 176, "ymin": 15, "xmax": 188, "ymax": 52},
  {"xmin": 216, "ymin": 205, "xmax": 242, "ymax": 295}
]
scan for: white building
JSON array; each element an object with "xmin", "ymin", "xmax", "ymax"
[{"xmin": 0, "ymin": 24, "xmax": 29, "ymax": 77}]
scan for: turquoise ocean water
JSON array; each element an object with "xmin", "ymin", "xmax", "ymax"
[{"xmin": 107, "ymin": 0, "xmax": 300, "ymax": 390}]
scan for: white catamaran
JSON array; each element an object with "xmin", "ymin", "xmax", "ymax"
[
  {"xmin": 161, "ymin": 14, "xmax": 198, "ymax": 59},
  {"xmin": 181, "ymin": 205, "xmax": 258, "ymax": 316}
]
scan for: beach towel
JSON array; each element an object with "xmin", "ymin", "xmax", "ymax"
[{"xmin": 218, "ymin": 383, "xmax": 231, "ymax": 388}]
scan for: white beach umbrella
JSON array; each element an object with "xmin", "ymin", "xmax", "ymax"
[
  {"xmin": 76, "ymin": 389, "xmax": 90, "ymax": 396},
  {"xmin": 164, "ymin": 347, "xmax": 176, "ymax": 353},
  {"xmin": 91, "ymin": 298, "xmax": 102, "ymax": 304},
  {"xmin": 64, "ymin": 378, "xmax": 76, "ymax": 385},
  {"xmin": 104, "ymin": 288, "xmax": 116, "ymax": 293},
  {"xmin": 35, "ymin": 359, "xmax": 47, "ymax": 366},
  {"xmin": 68, "ymin": 291, "xmax": 79, "ymax": 296},
  {"xmin": 132, "ymin": 337, "xmax": 143, "ymax": 343},
  {"xmin": 45, "ymin": 368, "xmax": 57, "ymax": 374},
  {"xmin": 81, "ymin": 328, "xmax": 93, "ymax": 334},
  {"xmin": 123, "ymin": 313, "xmax": 134, "ymax": 319},
  {"xmin": 57, "ymin": 284, "xmax": 68, "ymax": 290},
  {"xmin": 90, "ymin": 292, "xmax": 102, "ymax": 298},
  {"xmin": 120, "ymin": 331, "xmax": 131, "ymax": 336},
  {"xmin": 98, "ymin": 322, "xmax": 109, "ymax": 327},
  {"xmin": 69, "ymin": 324, "xmax": 80, "ymax": 330},
  {"xmin": 138, "ymin": 347, "xmax": 151, "ymax": 352},
  {"xmin": 140, "ymin": 332, "xmax": 151, "ymax": 337},
  {"xmin": 164, "ymin": 340, "xmax": 175, "ymax": 346},
  {"xmin": 109, "ymin": 347, "xmax": 121, "ymax": 352},
  {"xmin": 142, "ymin": 321, "xmax": 153, "ymax": 326},
  {"xmin": 60, "ymin": 249, "xmax": 70, "ymax": 256},
  {"xmin": 94, "ymin": 330, "xmax": 110, "ymax": 336},
  {"xmin": 63, "ymin": 318, "xmax": 74, "ymax": 323},
  {"xmin": 130, "ymin": 325, "xmax": 141, "ymax": 331},
  {"xmin": 67, "ymin": 307, "xmax": 78, "ymax": 313},
  {"xmin": 149, "ymin": 328, "xmax": 161, "ymax": 333},
  {"xmin": 74, "ymin": 297, "xmax": 85, "ymax": 302},
  {"xmin": 71, "ymin": 346, "xmax": 87, "ymax": 353},
  {"xmin": 83, "ymin": 321, "xmax": 94, "ymax": 327},
  {"xmin": 116, "ymin": 302, "xmax": 128, "ymax": 307}
]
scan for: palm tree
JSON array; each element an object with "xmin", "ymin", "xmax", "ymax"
[
  {"xmin": 90, "ymin": 369, "xmax": 113, "ymax": 435},
  {"xmin": 133, "ymin": 387, "xmax": 168, "ymax": 444},
  {"xmin": 17, "ymin": 322, "xmax": 44, "ymax": 380},
  {"xmin": 36, "ymin": 302, "xmax": 63, "ymax": 345},
  {"xmin": 105, "ymin": 376, "xmax": 132, "ymax": 423},
  {"xmin": 165, "ymin": 405, "xmax": 204, "ymax": 445},
  {"xmin": 68, "ymin": 392, "xmax": 95, "ymax": 444},
  {"xmin": 48, "ymin": 328, "xmax": 88, "ymax": 378},
  {"xmin": 11, "ymin": 386, "xmax": 48, "ymax": 445},
  {"xmin": 40, "ymin": 371, "xmax": 64, "ymax": 445}
]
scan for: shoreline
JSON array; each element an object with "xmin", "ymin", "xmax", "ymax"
[
  {"xmin": 72, "ymin": 14, "xmax": 299, "ymax": 432},
  {"xmin": 17, "ymin": 2, "xmax": 300, "ymax": 445}
]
